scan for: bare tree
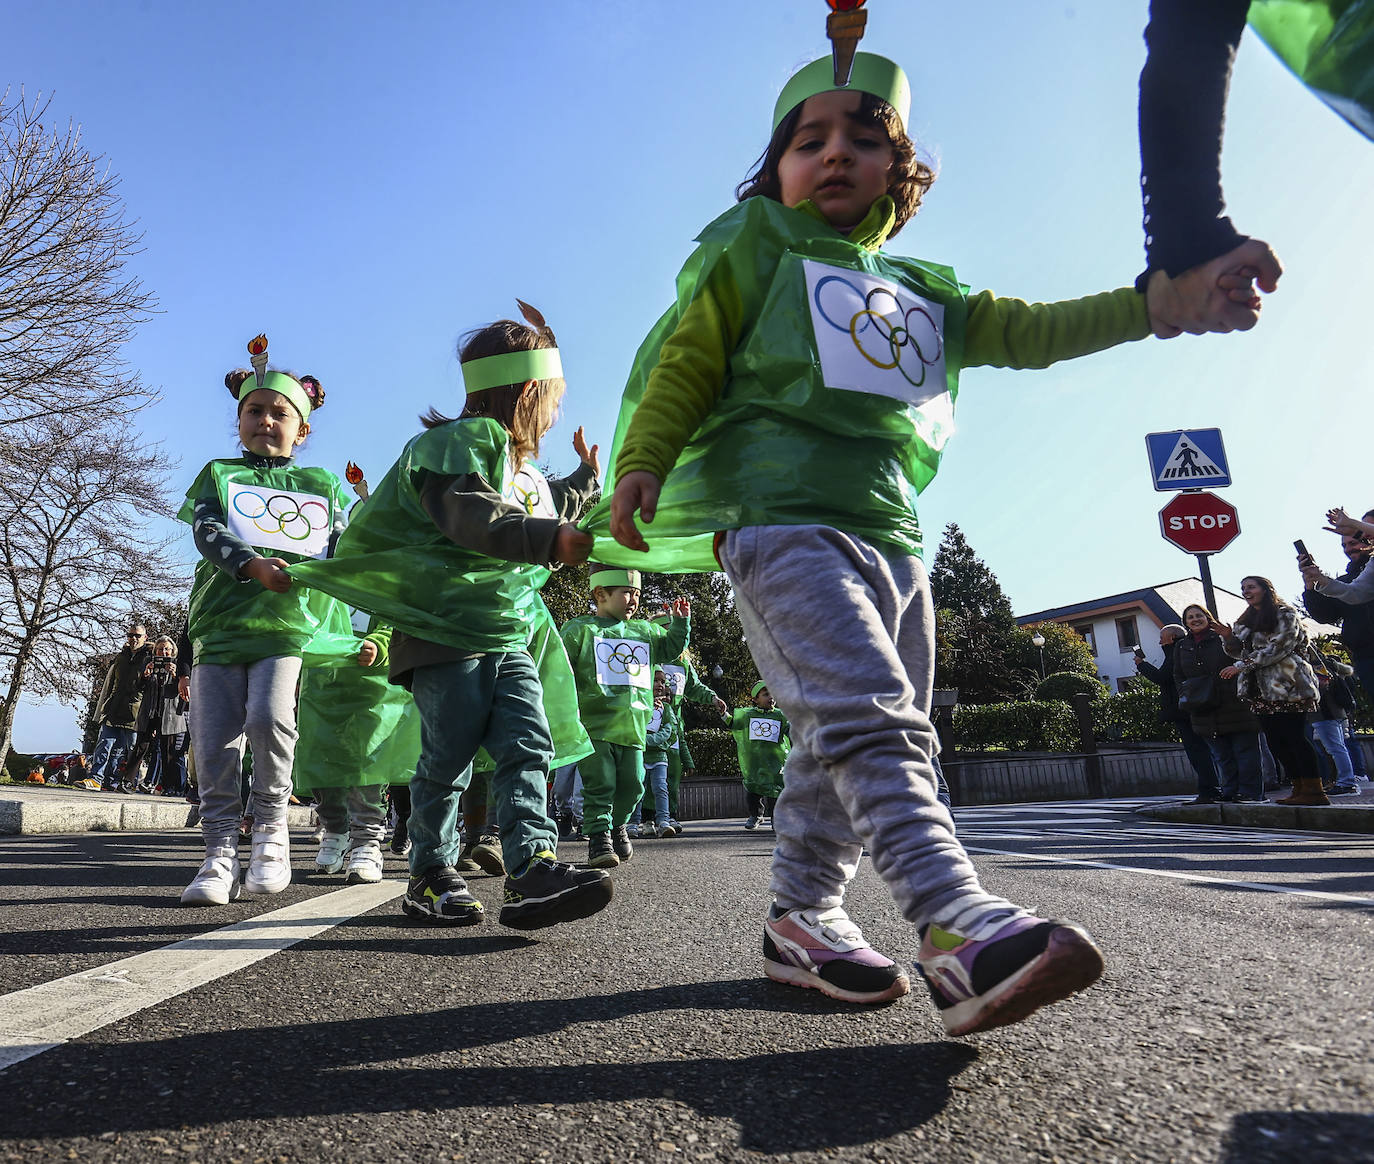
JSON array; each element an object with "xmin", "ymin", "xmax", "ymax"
[
  {"xmin": 0, "ymin": 409, "xmax": 187, "ymax": 763},
  {"xmin": 0, "ymin": 87, "xmax": 156, "ymax": 427}
]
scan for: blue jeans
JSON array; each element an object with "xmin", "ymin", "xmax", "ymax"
[
  {"xmin": 92, "ymin": 726, "xmax": 136, "ymax": 786},
  {"xmin": 1204, "ymin": 731, "xmax": 1262, "ymax": 800},
  {"xmin": 552, "ymin": 763, "xmax": 583, "ymax": 818},
  {"xmin": 1309, "ymin": 720, "xmax": 1356, "ymax": 785},
  {"xmin": 1345, "ymin": 725, "xmax": 1368, "ymax": 778},
  {"xmin": 643, "ymin": 760, "xmax": 670, "ymax": 827},
  {"xmin": 408, "ymin": 653, "xmax": 557, "ymax": 877}
]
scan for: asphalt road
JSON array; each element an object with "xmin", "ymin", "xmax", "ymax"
[{"xmin": 1, "ymin": 799, "xmax": 1371, "ymax": 1163}]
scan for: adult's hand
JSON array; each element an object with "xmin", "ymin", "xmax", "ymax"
[{"xmin": 1145, "ymin": 239, "xmax": 1283, "ymax": 337}]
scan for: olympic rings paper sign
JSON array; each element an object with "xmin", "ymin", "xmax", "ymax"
[
  {"xmin": 748, "ymin": 717, "xmax": 782, "ymax": 743},
  {"xmin": 503, "ymin": 464, "xmax": 555, "ymax": 518},
  {"xmin": 226, "ymin": 483, "xmax": 333, "ymax": 558},
  {"xmin": 661, "ymin": 664, "xmax": 688, "ymax": 697},
  {"xmin": 648, "ymin": 706, "xmax": 664, "ymax": 733},
  {"xmin": 594, "ymin": 637, "xmax": 652, "ymax": 689},
  {"xmin": 802, "ymin": 259, "xmax": 947, "ymax": 407}
]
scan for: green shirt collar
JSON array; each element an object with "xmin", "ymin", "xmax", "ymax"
[{"xmin": 791, "ymin": 195, "xmax": 895, "ymax": 251}]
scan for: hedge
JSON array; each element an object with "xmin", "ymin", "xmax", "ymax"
[
  {"xmin": 682, "ymin": 728, "xmax": 741, "ymax": 781},
  {"xmin": 953, "ymin": 700, "xmax": 1080, "ymax": 752},
  {"xmin": 1034, "ymin": 671, "xmax": 1107, "ymax": 704}
]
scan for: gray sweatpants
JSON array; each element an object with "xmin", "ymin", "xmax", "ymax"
[
  {"xmin": 719, "ymin": 525, "xmax": 1012, "ymax": 932},
  {"xmin": 314, "ymin": 783, "xmax": 388, "ymax": 847},
  {"xmin": 189, "ymin": 656, "xmax": 302, "ymax": 847}
]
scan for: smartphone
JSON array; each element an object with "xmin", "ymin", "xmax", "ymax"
[{"xmin": 1294, "ymin": 539, "xmax": 1310, "ymax": 559}]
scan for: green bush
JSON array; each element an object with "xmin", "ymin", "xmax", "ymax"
[
  {"xmin": 953, "ymin": 700, "xmax": 1080, "ymax": 752},
  {"xmin": 682, "ymin": 728, "xmax": 740, "ymax": 781},
  {"xmin": 3, "ymin": 751, "xmax": 39, "ymax": 780},
  {"xmin": 1034, "ymin": 671, "xmax": 1107, "ymax": 704},
  {"xmin": 1094, "ymin": 687, "xmax": 1178, "ymax": 743}
]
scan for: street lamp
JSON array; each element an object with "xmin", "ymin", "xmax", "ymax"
[{"xmin": 1031, "ymin": 631, "xmax": 1046, "ymax": 679}]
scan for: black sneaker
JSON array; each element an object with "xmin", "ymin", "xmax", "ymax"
[
  {"xmin": 586, "ymin": 831, "xmax": 619, "ymax": 869},
  {"xmin": 611, "ymin": 825, "xmax": 633, "ymax": 863},
  {"xmin": 500, "ymin": 855, "xmax": 613, "ymax": 930},
  {"xmin": 401, "ymin": 865, "xmax": 485, "ymax": 926}
]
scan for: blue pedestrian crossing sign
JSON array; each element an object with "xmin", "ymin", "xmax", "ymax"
[{"xmin": 1145, "ymin": 428, "xmax": 1232, "ymax": 491}]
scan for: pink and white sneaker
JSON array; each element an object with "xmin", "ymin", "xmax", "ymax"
[
  {"xmin": 916, "ymin": 914, "xmax": 1104, "ymax": 1036},
  {"xmin": 764, "ymin": 905, "xmax": 910, "ymax": 1004}
]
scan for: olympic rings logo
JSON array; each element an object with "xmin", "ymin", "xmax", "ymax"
[
  {"xmin": 231, "ymin": 490, "xmax": 330, "ymax": 542},
  {"xmin": 749, "ymin": 720, "xmax": 779, "ymax": 741},
  {"xmin": 813, "ymin": 274, "xmax": 943, "ymax": 389},
  {"xmin": 596, "ymin": 639, "xmax": 649, "ymax": 677}
]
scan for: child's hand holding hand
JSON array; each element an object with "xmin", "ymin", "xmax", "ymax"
[
  {"xmin": 712, "ymin": 695, "xmax": 728, "ymax": 717},
  {"xmin": 554, "ymin": 523, "xmax": 594, "ymax": 565},
  {"xmin": 610, "ymin": 471, "xmax": 661, "ymax": 552},
  {"xmin": 572, "ymin": 427, "xmax": 600, "ymax": 479},
  {"xmin": 357, "ymin": 640, "xmax": 378, "ymax": 667},
  {"xmin": 1144, "ymin": 239, "xmax": 1282, "ymax": 338},
  {"xmin": 243, "ymin": 557, "xmax": 292, "ymax": 592}
]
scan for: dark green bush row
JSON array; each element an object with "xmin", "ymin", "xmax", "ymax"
[
  {"xmin": 953, "ymin": 701, "xmax": 1080, "ymax": 752},
  {"xmin": 682, "ymin": 728, "xmax": 741, "ymax": 781}
]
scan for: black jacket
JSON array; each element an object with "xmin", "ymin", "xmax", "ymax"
[
  {"xmin": 1303, "ymin": 555, "xmax": 1374, "ymax": 659},
  {"xmin": 1172, "ymin": 629, "xmax": 1259, "ymax": 737},
  {"xmin": 1136, "ymin": 642, "xmax": 1184, "ymax": 725}
]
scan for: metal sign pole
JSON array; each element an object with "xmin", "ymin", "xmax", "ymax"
[{"xmin": 1197, "ymin": 552, "xmax": 1218, "ymax": 617}]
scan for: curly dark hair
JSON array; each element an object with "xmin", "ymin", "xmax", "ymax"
[{"xmin": 735, "ymin": 91, "xmax": 935, "ymax": 237}]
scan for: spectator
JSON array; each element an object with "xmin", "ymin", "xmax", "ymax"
[
  {"xmin": 1308, "ymin": 656, "xmax": 1360, "ymax": 796},
  {"xmin": 1214, "ymin": 577, "xmax": 1328, "ymax": 806},
  {"xmin": 90, "ymin": 624, "xmax": 152, "ymax": 791},
  {"xmin": 124, "ymin": 636, "xmax": 190, "ymax": 796},
  {"xmin": 1172, "ymin": 604, "xmax": 1264, "ymax": 803},
  {"xmin": 1303, "ymin": 521, "xmax": 1374, "ymax": 698},
  {"xmin": 1135, "ymin": 620, "xmax": 1220, "ymax": 802}
]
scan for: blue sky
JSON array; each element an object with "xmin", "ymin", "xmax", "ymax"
[{"xmin": 7, "ymin": 1, "xmax": 1373, "ymax": 750}]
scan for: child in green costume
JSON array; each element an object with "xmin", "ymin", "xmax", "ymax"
[
  {"xmin": 289, "ymin": 303, "xmax": 611, "ymax": 932},
  {"xmin": 178, "ymin": 348, "xmax": 345, "ymax": 906},
  {"xmin": 652, "ymin": 624, "xmax": 729, "ymax": 833},
  {"xmin": 724, "ymin": 681, "xmax": 790, "ymax": 833},
  {"xmin": 590, "ymin": 48, "xmax": 1173, "ymax": 1033},
  {"xmin": 559, "ymin": 571, "xmax": 690, "ymax": 867},
  {"xmin": 640, "ymin": 668, "xmax": 681, "ymax": 839},
  {"xmin": 294, "ymin": 611, "xmax": 419, "ymax": 885}
]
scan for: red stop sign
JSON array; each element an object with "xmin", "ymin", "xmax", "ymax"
[{"xmin": 1159, "ymin": 491, "xmax": 1240, "ymax": 554}]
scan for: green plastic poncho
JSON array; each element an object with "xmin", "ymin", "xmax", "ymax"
[
  {"xmin": 179, "ymin": 459, "xmax": 355, "ymax": 666},
  {"xmin": 644, "ymin": 699, "xmax": 681, "ymax": 766},
  {"xmin": 559, "ymin": 615, "xmax": 690, "ymax": 747},
  {"xmin": 1249, "ymin": 0, "xmax": 1374, "ymax": 138},
  {"xmin": 581, "ymin": 197, "xmax": 969, "ymax": 573},
  {"xmin": 293, "ymin": 617, "xmax": 421, "ymax": 793},
  {"xmin": 290, "ymin": 418, "xmax": 554, "ymax": 654},
  {"xmin": 289, "ymin": 418, "xmax": 592, "ymax": 772},
  {"xmin": 726, "ymin": 707, "xmax": 790, "ymax": 797}
]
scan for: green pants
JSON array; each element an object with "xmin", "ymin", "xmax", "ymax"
[{"xmin": 581, "ymin": 739, "xmax": 645, "ymax": 835}]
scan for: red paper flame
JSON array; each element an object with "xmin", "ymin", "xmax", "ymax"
[
  {"xmin": 345, "ymin": 461, "xmax": 364, "ymax": 485},
  {"xmin": 247, "ymin": 334, "xmax": 268, "ymax": 356},
  {"xmin": 827, "ymin": 0, "xmax": 865, "ymax": 10}
]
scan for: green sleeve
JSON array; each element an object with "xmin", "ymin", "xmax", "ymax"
[
  {"xmin": 679, "ymin": 731, "xmax": 695, "ymax": 770},
  {"xmin": 363, "ymin": 621, "xmax": 393, "ymax": 669},
  {"xmin": 683, "ymin": 661, "xmax": 717, "ymax": 706},
  {"xmin": 963, "ymin": 287, "xmax": 1150, "ymax": 369},
  {"xmin": 650, "ymin": 616, "xmax": 690, "ymax": 665},
  {"xmin": 614, "ymin": 264, "xmax": 745, "ymax": 483}
]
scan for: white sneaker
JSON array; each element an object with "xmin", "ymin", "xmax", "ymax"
[
  {"xmin": 244, "ymin": 825, "xmax": 292, "ymax": 895},
  {"xmin": 346, "ymin": 840, "xmax": 384, "ymax": 884},
  {"xmin": 180, "ymin": 846, "xmax": 241, "ymax": 906},
  {"xmin": 315, "ymin": 829, "xmax": 350, "ymax": 874}
]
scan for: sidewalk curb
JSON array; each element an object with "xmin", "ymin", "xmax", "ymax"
[
  {"xmin": 0, "ymin": 790, "xmax": 315, "ymax": 836},
  {"xmin": 1136, "ymin": 801, "xmax": 1374, "ymax": 834}
]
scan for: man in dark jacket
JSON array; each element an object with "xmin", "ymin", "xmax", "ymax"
[
  {"xmin": 1304, "ymin": 532, "xmax": 1374, "ymax": 700},
  {"xmin": 91, "ymin": 624, "xmax": 153, "ymax": 791},
  {"xmin": 1136, "ymin": 623, "xmax": 1219, "ymax": 802}
]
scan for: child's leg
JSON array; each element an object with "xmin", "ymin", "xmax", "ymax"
[
  {"xmin": 344, "ymin": 784, "xmax": 389, "ymax": 883},
  {"xmin": 721, "ymin": 526, "xmax": 1005, "ymax": 928},
  {"xmin": 188, "ymin": 662, "xmax": 250, "ymax": 849},
  {"xmin": 479, "ymin": 652, "xmax": 559, "ymax": 875},
  {"xmin": 579, "ymin": 742, "xmax": 618, "ymax": 837},
  {"xmin": 611, "ymin": 746, "xmax": 647, "ymax": 828},
  {"xmin": 645, "ymin": 761, "xmax": 671, "ymax": 827},
  {"xmin": 314, "ymin": 785, "xmax": 350, "ymax": 837},
  {"xmin": 409, "ymin": 660, "xmax": 489, "ymax": 876},
  {"xmin": 242, "ymin": 655, "xmax": 304, "ymax": 831}
]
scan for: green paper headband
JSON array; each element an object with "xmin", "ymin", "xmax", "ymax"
[
  {"xmin": 461, "ymin": 348, "xmax": 563, "ymax": 394},
  {"xmin": 751, "ymin": 680, "xmax": 769, "ymax": 698},
  {"xmin": 590, "ymin": 569, "xmax": 641, "ymax": 591},
  {"xmin": 239, "ymin": 371, "xmax": 313, "ymax": 421},
  {"xmin": 772, "ymin": 53, "xmax": 910, "ymax": 133}
]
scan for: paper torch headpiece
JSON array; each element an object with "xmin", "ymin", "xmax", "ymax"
[
  {"xmin": 772, "ymin": 52, "xmax": 910, "ymax": 133},
  {"xmin": 237, "ymin": 334, "xmax": 315, "ymax": 421}
]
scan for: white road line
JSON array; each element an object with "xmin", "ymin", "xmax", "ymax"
[
  {"xmin": 0, "ymin": 881, "xmax": 403, "ymax": 1072},
  {"xmin": 965, "ymin": 845, "xmax": 1374, "ymax": 908}
]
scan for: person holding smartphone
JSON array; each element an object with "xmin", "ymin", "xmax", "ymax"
[
  {"xmin": 1135, "ymin": 623, "xmax": 1220, "ymax": 803},
  {"xmin": 1303, "ymin": 508, "xmax": 1374, "ymax": 704}
]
